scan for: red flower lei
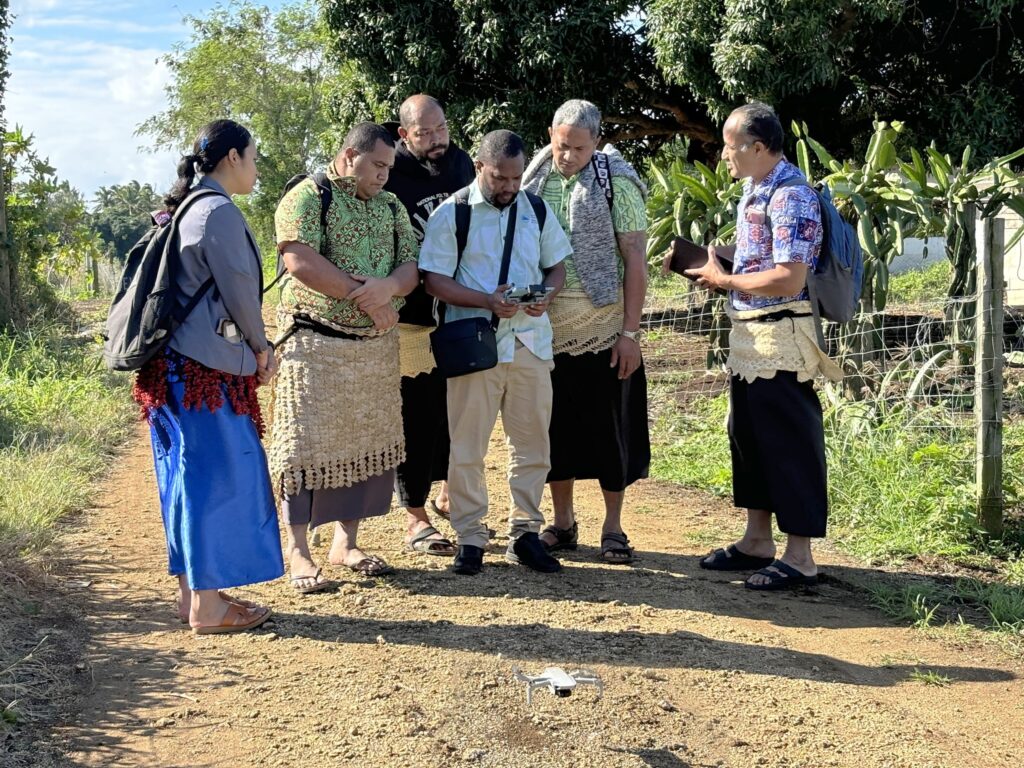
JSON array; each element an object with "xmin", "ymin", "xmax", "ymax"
[{"xmin": 132, "ymin": 351, "xmax": 265, "ymax": 437}]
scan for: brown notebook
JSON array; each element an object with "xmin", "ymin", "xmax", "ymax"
[{"xmin": 666, "ymin": 237, "xmax": 733, "ymax": 280}]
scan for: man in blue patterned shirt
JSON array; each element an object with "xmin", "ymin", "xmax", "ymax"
[{"xmin": 687, "ymin": 102, "xmax": 840, "ymax": 591}]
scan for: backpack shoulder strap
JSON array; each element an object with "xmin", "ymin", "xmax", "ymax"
[
  {"xmin": 268, "ymin": 172, "xmax": 334, "ymax": 295},
  {"xmin": 591, "ymin": 152, "xmax": 614, "ymax": 211},
  {"xmin": 166, "ymin": 188, "xmax": 225, "ymax": 322},
  {"xmin": 765, "ymin": 176, "xmax": 820, "ymax": 230},
  {"xmin": 453, "ymin": 186, "xmax": 472, "ymax": 267},
  {"xmin": 170, "ymin": 187, "xmax": 225, "ymax": 224},
  {"xmin": 766, "ymin": 176, "xmax": 828, "ymax": 350},
  {"xmin": 524, "ymin": 191, "xmax": 547, "ymax": 234},
  {"xmin": 387, "ymin": 199, "xmax": 400, "ymax": 258},
  {"xmin": 310, "ymin": 172, "xmax": 333, "ymax": 231}
]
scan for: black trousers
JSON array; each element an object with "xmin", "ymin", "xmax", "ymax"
[
  {"xmin": 728, "ymin": 371, "xmax": 828, "ymax": 538},
  {"xmin": 548, "ymin": 348, "xmax": 650, "ymax": 492},
  {"xmin": 394, "ymin": 370, "xmax": 450, "ymax": 508}
]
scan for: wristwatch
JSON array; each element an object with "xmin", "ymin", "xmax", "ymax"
[{"xmin": 621, "ymin": 329, "xmax": 643, "ymax": 342}]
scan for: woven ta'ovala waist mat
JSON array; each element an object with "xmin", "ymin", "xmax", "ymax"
[{"xmin": 267, "ymin": 327, "xmax": 405, "ymax": 496}]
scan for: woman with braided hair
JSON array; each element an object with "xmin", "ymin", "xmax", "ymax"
[{"xmin": 134, "ymin": 119, "xmax": 284, "ymax": 633}]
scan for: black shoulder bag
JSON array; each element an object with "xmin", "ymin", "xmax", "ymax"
[{"xmin": 429, "ymin": 192, "xmax": 518, "ymax": 378}]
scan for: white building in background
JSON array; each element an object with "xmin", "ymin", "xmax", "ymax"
[
  {"xmin": 887, "ymin": 210, "xmax": 1024, "ymax": 308},
  {"xmin": 1000, "ymin": 210, "xmax": 1024, "ymax": 307}
]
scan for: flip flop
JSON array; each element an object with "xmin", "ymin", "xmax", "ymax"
[
  {"xmin": 744, "ymin": 560, "xmax": 819, "ymax": 591},
  {"xmin": 347, "ymin": 555, "xmax": 394, "ymax": 577},
  {"xmin": 192, "ymin": 602, "xmax": 272, "ymax": 635},
  {"xmin": 700, "ymin": 544, "xmax": 775, "ymax": 571},
  {"xmin": 290, "ymin": 567, "xmax": 334, "ymax": 594},
  {"xmin": 406, "ymin": 525, "xmax": 457, "ymax": 556}
]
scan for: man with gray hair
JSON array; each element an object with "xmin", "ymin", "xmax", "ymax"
[
  {"xmin": 420, "ymin": 130, "xmax": 572, "ymax": 575},
  {"xmin": 523, "ymin": 99, "xmax": 650, "ymax": 565}
]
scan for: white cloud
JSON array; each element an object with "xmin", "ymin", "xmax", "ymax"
[
  {"xmin": 4, "ymin": 0, "xmax": 286, "ymax": 199},
  {"xmin": 11, "ymin": 0, "xmax": 138, "ymax": 15},
  {"xmin": 6, "ymin": 34, "xmax": 180, "ymax": 198},
  {"xmin": 20, "ymin": 16, "xmax": 182, "ymax": 34}
]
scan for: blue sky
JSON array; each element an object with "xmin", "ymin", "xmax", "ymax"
[{"xmin": 6, "ymin": 0, "xmax": 282, "ymax": 201}]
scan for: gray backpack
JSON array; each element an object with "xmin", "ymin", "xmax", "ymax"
[{"xmin": 102, "ymin": 188, "xmax": 225, "ymax": 371}]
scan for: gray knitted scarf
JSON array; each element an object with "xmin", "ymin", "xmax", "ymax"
[{"xmin": 523, "ymin": 144, "xmax": 647, "ymax": 307}]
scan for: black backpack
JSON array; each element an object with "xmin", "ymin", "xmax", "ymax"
[
  {"xmin": 102, "ymin": 188, "xmax": 226, "ymax": 371},
  {"xmin": 433, "ymin": 187, "xmax": 548, "ymax": 324},
  {"xmin": 266, "ymin": 172, "xmax": 400, "ymax": 294},
  {"xmin": 453, "ymin": 189, "xmax": 547, "ymax": 260}
]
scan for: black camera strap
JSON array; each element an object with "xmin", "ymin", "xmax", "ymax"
[
  {"xmin": 441, "ymin": 192, "xmax": 519, "ymax": 331},
  {"xmin": 491, "ymin": 200, "xmax": 518, "ymax": 330}
]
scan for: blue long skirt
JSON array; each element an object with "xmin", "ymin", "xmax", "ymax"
[{"xmin": 147, "ymin": 375, "xmax": 284, "ymax": 591}]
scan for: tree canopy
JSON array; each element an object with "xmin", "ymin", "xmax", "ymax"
[
  {"xmin": 321, "ymin": 0, "xmax": 718, "ymax": 159},
  {"xmin": 90, "ymin": 181, "xmax": 163, "ymax": 263},
  {"xmin": 325, "ymin": 0, "xmax": 1024, "ymax": 165},
  {"xmin": 138, "ymin": 0, "xmax": 370, "ymax": 251},
  {"xmin": 650, "ymin": 0, "xmax": 1024, "ymax": 161}
]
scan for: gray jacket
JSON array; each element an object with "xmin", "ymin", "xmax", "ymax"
[{"xmin": 168, "ymin": 177, "xmax": 268, "ymax": 376}]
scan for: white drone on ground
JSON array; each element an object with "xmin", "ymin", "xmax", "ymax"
[{"xmin": 512, "ymin": 666, "xmax": 604, "ymax": 705}]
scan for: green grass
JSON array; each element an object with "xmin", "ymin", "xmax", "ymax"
[
  {"xmin": 0, "ymin": 319, "xmax": 135, "ymax": 737},
  {"xmin": 0, "ymin": 321, "xmax": 134, "ymax": 558},
  {"xmin": 868, "ymin": 584, "xmax": 944, "ymax": 629},
  {"xmin": 650, "ymin": 388, "xmax": 986, "ymax": 561},
  {"xmin": 908, "ymin": 668, "xmax": 953, "ymax": 687},
  {"xmin": 650, "ymin": 382, "xmax": 1024, "ymax": 649},
  {"xmin": 888, "ymin": 260, "xmax": 952, "ymax": 306},
  {"xmin": 650, "ymin": 392, "xmax": 732, "ymax": 496}
]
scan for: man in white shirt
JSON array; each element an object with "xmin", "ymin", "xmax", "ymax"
[{"xmin": 419, "ymin": 130, "xmax": 572, "ymax": 575}]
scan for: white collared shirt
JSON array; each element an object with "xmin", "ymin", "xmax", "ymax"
[{"xmin": 418, "ymin": 181, "xmax": 572, "ymax": 362}]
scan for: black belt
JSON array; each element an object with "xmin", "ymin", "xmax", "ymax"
[
  {"xmin": 748, "ymin": 309, "xmax": 812, "ymax": 323},
  {"xmin": 274, "ymin": 314, "xmax": 374, "ymax": 347}
]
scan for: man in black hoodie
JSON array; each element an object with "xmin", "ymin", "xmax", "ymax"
[{"xmin": 385, "ymin": 94, "xmax": 476, "ymax": 557}]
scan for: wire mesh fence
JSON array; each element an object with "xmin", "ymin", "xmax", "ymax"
[{"xmin": 640, "ymin": 258, "xmax": 1017, "ymax": 542}]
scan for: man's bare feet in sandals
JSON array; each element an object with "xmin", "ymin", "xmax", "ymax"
[
  {"xmin": 328, "ymin": 545, "xmax": 395, "ymax": 576},
  {"xmin": 328, "ymin": 520, "xmax": 394, "ymax": 576},
  {"xmin": 288, "ymin": 548, "xmax": 333, "ymax": 594},
  {"xmin": 405, "ymin": 510, "xmax": 456, "ymax": 556}
]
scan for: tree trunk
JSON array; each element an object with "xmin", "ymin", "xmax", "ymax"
[{"xmin": 0, "ymin": 161, "xmax": 12, "ymax": 329}]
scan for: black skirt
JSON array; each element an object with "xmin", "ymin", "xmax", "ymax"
[
  {"xmin": 728, "ymin": 371, "xmax": 828, "ymax": 537},
  {"xmin": 547, "ymin": 348, "xmax": 650, "ymax": 492},
  {"xmin": 394, "ymin": 369, "xmax": 450, "ymax": 508}
]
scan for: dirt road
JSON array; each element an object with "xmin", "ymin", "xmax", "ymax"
[{"xmin": 13, "ymin": 423, "xmax": 1024, "ymax": 768}]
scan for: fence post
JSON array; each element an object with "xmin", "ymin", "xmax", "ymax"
[{"xmin": 975, "ymin": 212, "xmax": 1005, "ymax": 537}]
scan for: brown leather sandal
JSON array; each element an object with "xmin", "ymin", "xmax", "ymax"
[{"xmin": 192, "ymin": 602, "xmax": 271, "ymax": 635}]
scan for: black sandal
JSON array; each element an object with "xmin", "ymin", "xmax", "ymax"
[
  {"xmin": 405, "ymin": 525, "xmax": 456, "ymax": 556},
  {"xmin": 744, "ymin": 560, "xmax": 818, "ymax": 591},
  {"xmin": 541, "ymin": 521, "xmax": 578, "ymax": 552},
  {"xmin": 601, "ymin": 531, "xmax": 634, "ymax": 564},
  {"xmin": 700, "ymin": 544, "xmax": 775, "ymax": 571}
]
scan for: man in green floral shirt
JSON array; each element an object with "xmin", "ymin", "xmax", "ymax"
[
  {"xmin": 523, "ymin": 99, "xmax": 651, "ymax": 566},
  {"xmin": 268, "ymin": 122, "xmax": 419, "ymax": 593}
]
